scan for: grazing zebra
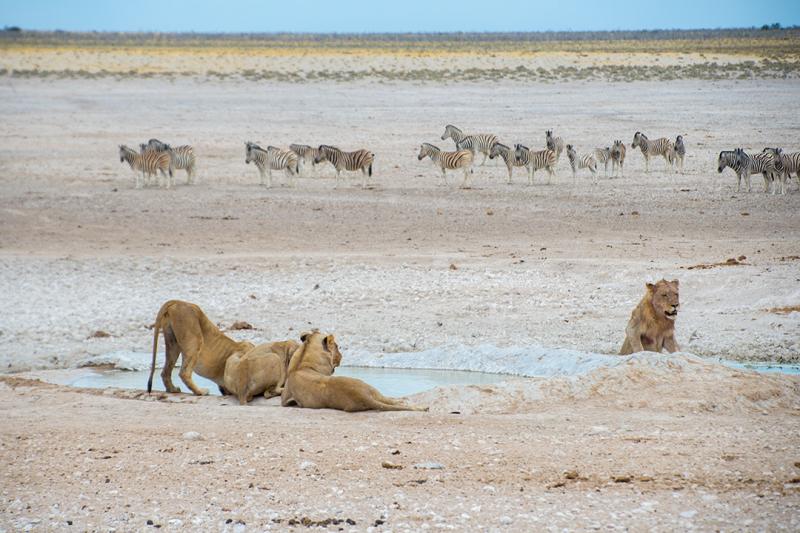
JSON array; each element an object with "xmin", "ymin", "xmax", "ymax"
[
  {"xmin": 245, "ymin": 142, "xmax": 299, "ymax": 188},
  {"xmin": 717, "ymin": 149, "xmax": 753, "ymax": 192},
  {"xmin": 761, "ymin": 148, "xmax": 789, "ymax": 195},
  {"xmin": 632, "ymin": 132, "xmax": 674, "ymax": 172},
  {"xmin": 594, "ymin": 147, "xmax": 612, "ymax": 177},
  {"xmin": 514, "ymin": 144, "xmax": 557, "ymax": 185},
  {"xmin": 440, "ymin": 124, "xmax": 498, "ymax": 166},
  {"xmin": 314, "ymin": 145, "xmax": 374, "ymax": 189},
  {"xmin": 488, "ymin": 143, "xmax": 527, "ymax": 184},
  {"xmin": 566, "ymin": 144, "xmax": 598, "ymax": 183},
  {"xmin": 290, "ymin": 144, "xmax": 322, "ymax": 175},
  {"xmin": 119, "ymin": 144, "xmax": 172, "ymax": 189},
  {"xmin": 672, "ymin": 135, "xmax": 686, "ymax": 173},
  {"xmin": 145, "ymin": 138, "xmax": 171, "ymax": 152},
  {"xmin": 545, "ymin": 130, "xmax": 565, "ymax": 161},
  {"xmin": 611, "ymin": 140, "xmax": 626, "ymax": 177},
  {"xmin": 417, "ymin": 143, "xmax": 474, "ymax": 188}
]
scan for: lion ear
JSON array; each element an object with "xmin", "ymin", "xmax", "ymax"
[
  {"xmin": 323, "ymin": 334, "xmax": 335, "ymax": 352},
  {"xmin": 645, "ymin": 282, "xmax": 655, "ymax": 292},
  {"xmin": 300, "ymin": 332, "xmax": 312, "ymax": 343},
  {"xmin": 670, "ymin": 279, "xmax": 679, "ymax": 287}
]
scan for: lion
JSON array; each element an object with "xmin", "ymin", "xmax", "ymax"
[
  {"xmin": 619, "ymin": 279, "xmax": 680, "ymax": 355},
  {"xmin": 147, "ymin": 300, "xmax": 255, "ymax": 396},
  {"xmin": 281, "ymin": 332, "xmax": 428, "ymax": 412},
  {"xmin": 222, "ymin": 340, "xmax": 300, "ymax": 405}
]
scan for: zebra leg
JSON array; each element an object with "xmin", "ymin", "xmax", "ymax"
[
  {"xmin": 440, "ymin": 168, "xmax": 448, "ymax": 186},
  {"xmin": 480, "ymin": 152, "xmax": 488, "ymax": 166},
  {"xmin": 736, "ymin": 172, "xmax": 741, "ymax": 193},
  {"xmin": 334, "ymin": 169, "xmax": 341, "ymax": 188},
  {"xmin": 506, "ymin": 164, "xmax": 513, "ymax": 185},
  {"xmin": 590, "ymin": 166, "xmax": 597, "ymax": 185},
  {"xmin": 527, "ymin": 165, "xmax": 533, "ymax": 186},
  {"xmin": 460, "ymin": 168, "xmax": 470, "ymax": 189}
]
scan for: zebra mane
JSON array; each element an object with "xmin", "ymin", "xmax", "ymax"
[
  {"xmin": 444, "ymin": 124, "xmax": 462, "ymax": 133},
  {"xmin": 319, "ymin": 144, "xmax": 341, "ymax": 152},
  {"xmin": 246, "ymin": 141, "xmax": 263, "ymax": 150},
  {"xmin": 421, "ymin": 142, "xmax": 440, "ymax": 151},
  {"xmin": 514, "ymin": 143, "xmax": 529, "ymax": 151},
  {"xmin": 493, "ymin": 142, "xmax": 510, "ymax": 151},
  {"xmin": 636, "ymin": 132, "xmax": 648, "ymax": 140}
]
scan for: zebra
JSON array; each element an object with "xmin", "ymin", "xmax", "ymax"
[
  {"xmin": 750, "ymin": 150, "xmax": 782, "ymax": 194},
  {"xmin": 417, "ymin": 143, "xmax": 474, "ymax": 188},
  {"xmin": 611, "ymin": 140, "xmax": 626, "ymax": 177},
  {"xmin": 545, "ymin": 130, "xmax": 565, "ymax": 161},
  {"xmin": 314, "ymin": 145, "xmax": 374, "ymax": 189},
  {"xmin": 717, "ymin": 149, "xmax": 752, "ymax": 192},
  {"xmin": 594, "ymin": 147, "xmax": 612, "ymax": 177},
  {"xmin": 514, "ymin": 144, "xmax": 557, "ymax": 185},
  {"xmin": 566, "ymin": 144, "xmax": 598, "ymax": 183},
  {"xmin": 440, "ymin": 124, "xmax": 498, "ymax": 166},
  {"xmin": 140, "ymin": 140, "xmax": 196, "ymax": 186},
  {"xmin": 632, "ymin": 132, "xmax": 674, "ymax": 172},
  {"xmin": 488, "ymin": 143, "xmax": 527, "ymax": 184},
  {"xmin": 145, "ymin": 138, "xmax": 171, "ymax": 152},
  {"xmin": 764, "ymin": 147, "xmax": 800, "ymax": 191},
  {"xmin": 290, "ymin": 144, "xmax": 322, "ymax": 175},
  {"xmin": 672, "ymin": 135, "xmax": 686, "ymax": 174},
  {"xmin": 245, "ymin": 142, "xmax": 299, "ymax": 188},
  {"xmin": 761, "ymin": 148, "xmax": 789, "ymax": 195},
  {"xmin": 119, "ymin": 144, "xmax": 172, "ymax": 189}
]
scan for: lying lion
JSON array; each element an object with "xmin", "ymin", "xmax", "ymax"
[
  {"xmin": 619, "ymin": 279, "xmax": 680, "ymax": 355},
  {"xmin": 147, "ymin": 300, "xmax": 255, "ymax": 395},
  {"xmin": 281, "ymin": 332, "xmax": 427, "ymax": 412},
  {"xmin": 223, "ymin": 340, "xmax": 300, "ymax": 405}
]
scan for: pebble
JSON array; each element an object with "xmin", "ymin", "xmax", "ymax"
[
  {"xmin": 680, "ymin": 510, "xmax": 697, "ymax": 519},
  {"xmin": 182, "ymin": 431, "xmax": 203, "ymax": 441},
  {"xmin": 299, "ymin": 460, "xmax": 317, "ymax": 470},
  {"xmin": 413, "ymin": 462, "xmax": 445, "ymax": 470}
]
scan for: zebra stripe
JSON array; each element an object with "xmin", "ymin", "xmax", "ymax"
[
  {"xmin": 119, "ymin": 144, "xmax": 172, "ymax": 189},
  {"xmin": 514, "ymin": 144, "xmax": 557, "ymax": 185},
  {"xmin": 632, "ymin": 132, "xmax": 674, "ymax": 172},
  {"xmin": 771, "ymin": 148, "xmax": 800, "ymax": 189},
  {"xmin": 418, "ymin": 143, "xmax": 474, "ymax": 188},
  {"xmin": 566, "ymin": 144, "xmax": 598, "ymax": 183},
  {"xmin": 611, "ymin": 140, "xmax": 626, "ymax": 177},
  {"xmin": 441, "ymin": 124, "xmax": 498, "ymax": 166},
  {"xmin": 290, "ymin": 144, "xmax": 322, "ymax": 175},
  {"xmin": 672, "ymin": 135, "xmax": 686, "ymax": 173},
  {"xmin": 166, "ymin": 145, "xmax": 196, "ymax": 185},
  {"xmin": 759, "ymin": 148, "xmax": 788, "ymax": 195},
  {"xmin": 594, "ymin": 147, "xmax": 612, "ymax": 177},
  {"xmin": 314, "ymin": 145, "xmax": 374, "ymax": 189},
  {"xmin": 245, "ymin": 142, "xmax": 299, "ymax": 188},
  {"xmin": 545, "ymin": 130, "xmax": 565, "ymax": 161},
  {"xmin": 489, "ymin": 143, "xmax": 526, "ymax": 184},
  {"xmin": 718, "ymin": 148, "xmax": 757, "ymax": 193}
]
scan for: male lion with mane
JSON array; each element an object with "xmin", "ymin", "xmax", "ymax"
[
  {"xmin": 281, "ymin": 332, "xmax": 428, "ymax": 412},
  {"xmin": 619, "ymin": 279, "xmax": 680, "ymax": 355},
  {"xmin": 147, "ymin": 300, "xmax": 255, "ymax": 395}
]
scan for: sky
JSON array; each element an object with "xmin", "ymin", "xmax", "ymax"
[{"xmin": 1, "ymin": 0, "xmax": 799, "ymax": 33}]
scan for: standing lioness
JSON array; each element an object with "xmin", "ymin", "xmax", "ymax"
[
  {"xmin": 619, "ymin": 279, "xmax": 680, "ymax": 355},
  {"xmin": 147, "ymin": 300, "xmax": 255, "ymax": 395},
  {"xmin": 281, "ymin": 332, "xmax": 427, "ymax": 412}
]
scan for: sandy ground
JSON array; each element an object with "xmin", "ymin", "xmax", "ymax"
[{"xmin": 1, "ymin": 75, "xmax": 799, "ymax": 529}]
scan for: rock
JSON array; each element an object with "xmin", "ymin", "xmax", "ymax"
[
  {"xmin": 449, "ymin": 263, "xmax": 458, "ymax": 270},
  {"xmin": 613, "ymin": 475, "xmax": 632, "ymax": 483},
  {"xmin": 382, "ymin": 461, "xmax": 403, "ymax": 469},
  {"xmin": 680, "ymin": 510, "xmax": 697, "ymax": 519},
  {"xmin": 299, "ymin": 460, "xmax": 317, "ymax": 470},
  {"xmin": 182, "ymin": 431, "xmax": 203, "ymax": 441},
  {"xmin": 564, "ymin": 470, "xmax": 579, "ymax": 480},
  {"xmin": 88, "ymin": 330, "xmax": 111, "ymax": 339},
  {"xmin": 413, "ymin": 461, "xmax": 444, "ymax": 470},
  {"xmin": 229, "ymin": 321, "xmax": 253, "ymax": 330}
]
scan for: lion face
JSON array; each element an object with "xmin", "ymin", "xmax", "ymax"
[{"xmin": 647, "ymin": 279, "xmax": 680, "ymax": 321}]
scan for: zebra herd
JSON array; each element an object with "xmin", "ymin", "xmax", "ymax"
[
  {"xmin": 117, "ymin": 130, "xmax": 798, "ymax": 195},
  {"xmin": 118, "ymin": 138, "xmax": 196, "ymax": 189},
  {"xmin": 717, "ymin": 147, "xmax": 800, "ymax": 195}
]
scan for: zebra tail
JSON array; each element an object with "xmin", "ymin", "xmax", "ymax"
[{"xmin": 368, "ymin": 162, "xmax": 373, "ymax": 177}]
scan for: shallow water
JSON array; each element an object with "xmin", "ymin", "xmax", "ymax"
[{"xmin": 42, "ymin": 366, "xmax": 511, "ymax": 398}]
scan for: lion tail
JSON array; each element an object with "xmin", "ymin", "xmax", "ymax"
[{"xmin": 147, "ymin": 301, "xmax": 171, "ymax": 393}]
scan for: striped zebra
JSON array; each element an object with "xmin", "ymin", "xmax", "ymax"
[
  {"xmin": 119, "ymin": 144, "xmax": 172, "ymax": 189},
  {"xmin": 440, "ymin": 124, "xmax": 498, "ymax": 166},
  {"xmin": 488, "ymin": 143, "xmax": 528, "ymax": 184},
  {"xmin": 765, "ymin": 147, "xmax": 800, "ymax": 191},
  {"xmin": 140, "ymin": 140, "xmax": 196, "ymax": 186},
  {"xmin": 314, "ymin": 145, "xmax": 374, "ymax": 189},
  {"xmin": 545, "ymin": 130, "xmax": 565, "ymax": 161},
  {"xmin": 514, "ymin": 144, "xmax": 557, "ymax": 185},
  {"xmin": 611, "ymin": 140, "xmax": 626, "ymax": 177},
  {"xmin": 594, "ymin": 147, "xmax": 612, "ymax": 177},
  {"xmin": 632, "ymin": 132, "xmax": 674, "ymax": 172},
  {"xmin": 717, "ymin": 149, "xmax": 753, "ymax": 192},
  {"xmin": 761, "ymin": 148, "xmax": 789, "ymax": 195},
  {"xmin": 245, "ymin": 142, "xmax": 299, "ymax": 188},
  {"xmin": 750, "ymin": 150, "xmax": 782, "ymax": 194},
  {"xmin": 290, "ymin": 144, "xmax": 322, "ymax": 175},
  {"xmin": 418, "ymin": 143, "xmax": 474, "ymax": 188},
  {"xmin": 566, "ymin": 144, "xmax": 598, "ymax": 183},
  {"xmin": 672, "ymin": 135, "xmax": 686, "ymax": 174}
]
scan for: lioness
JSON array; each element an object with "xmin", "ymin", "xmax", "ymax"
[
  {"xmin": 281, "ymin": 332, "xmax": 427, "ymax": 412},
  {"xmin": 619, "ymin": 279, "xmax": 680, "ymax": 355},
  {"xmin": 147, "ymin": 300, "xmax": 255, "ymax": 395},
  {"xmin": 223, "ymin": 340, "xmax": 300, "ymax": 405}
]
